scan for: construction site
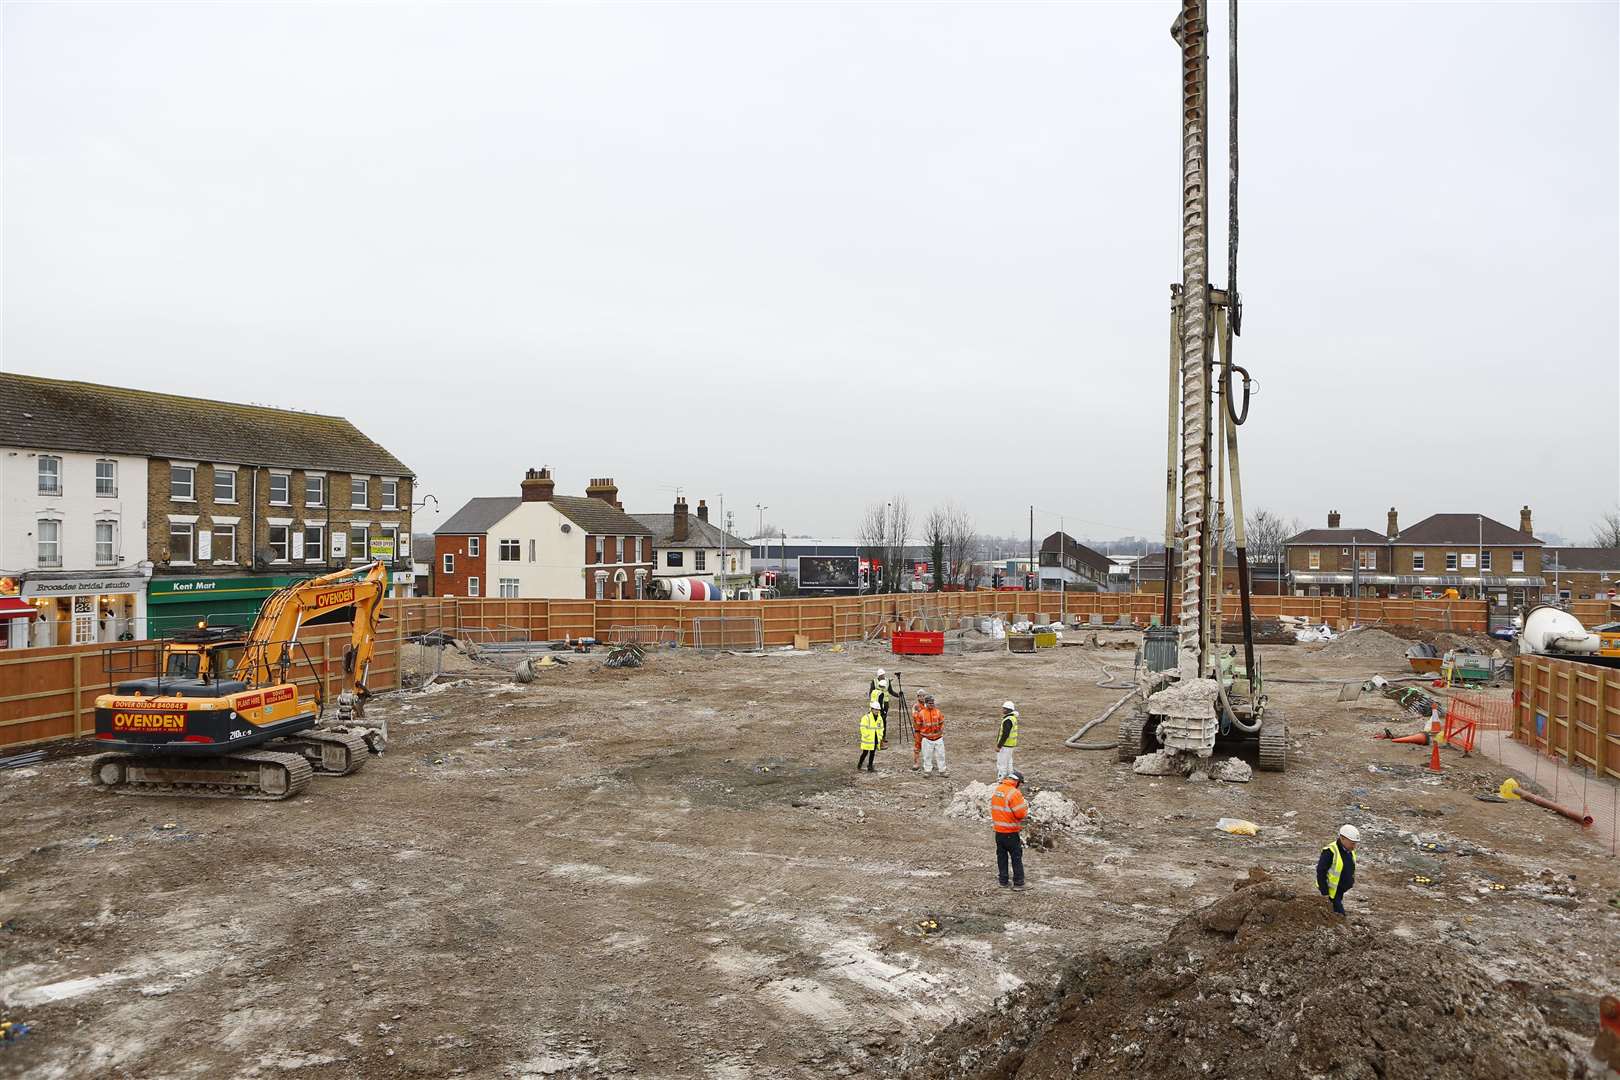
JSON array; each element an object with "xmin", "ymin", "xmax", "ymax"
[
  {"xmin": 0, "ymin": 589, "xmax": 1617, "ymax": 1078},
  {"xmin": 2, "ymin": 0, "xmax": 1617, "ymax": 1076}
]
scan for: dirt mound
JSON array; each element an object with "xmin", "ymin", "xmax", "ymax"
[
  {"xmin": 896, "ymin": 874, "xmax": 1583, "ymax": 1080},
  {"xmin": 1312, "ymin": 627, "xmax": 1411, "ymax": 663}
]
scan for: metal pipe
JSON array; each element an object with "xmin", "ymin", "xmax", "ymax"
[
  {"xmin": 1163, "ymin": 286, "xmax": 1182, "ymax": 629},
  {"xmin": 1500, "ymin": 777, "xmax": 1593, "ymax": 828},
  {"xmin": 1215, "ymin": 307, "xmax": 1257, "ymax": 684}
]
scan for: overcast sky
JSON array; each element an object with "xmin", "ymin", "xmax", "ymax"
[{"xmin": 5, "ymin": 2, "xmax": 1617, "ymax": 545}]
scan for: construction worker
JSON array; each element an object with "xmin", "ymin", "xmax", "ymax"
[
  {"xmin": 857, "ymin": 707, "xmax": 883, "ymax": 773},
  {"xmin": 869, "ymin": 669, "xmax": 895, "ymax": 727},
  {"xmin": 995, "ymin": 701, "xmax": 1019, "ymax": 779},
  {"xmin": 1317, "ymin": 824, "xmax": 1359, "ymax": 915},
  {"xmin": 990, "ymin": 770, "xmax": 1028, "ymax": 889},
  {"xmin": 914, "ymin": 694, "xmax": 945, "ymax": 776}
]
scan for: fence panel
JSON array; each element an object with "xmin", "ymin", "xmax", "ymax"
[{"xmin": 1513, "ymin": 655, "xmax": 1619, "ymax": 781}]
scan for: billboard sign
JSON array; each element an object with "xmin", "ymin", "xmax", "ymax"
[{"xmin": 798, "ymin": 555, "xmax": 860, "ymax": 593}]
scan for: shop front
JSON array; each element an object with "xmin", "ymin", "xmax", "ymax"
[
  {"xmin": 146, "ymin": 570, "xmax": 399, "ymax": 637},
  {"xmin": 145, "ymin": 575, "xmax": 308, "ymax": 638},
  {"xmin": 14, "ymin": 569, "xmax": 150, "ymax": 647}
]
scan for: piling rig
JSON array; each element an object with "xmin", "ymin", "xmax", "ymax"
[{"xmin": 1118, "ymin": 0, "xmax": 1286, "ymax": 772}]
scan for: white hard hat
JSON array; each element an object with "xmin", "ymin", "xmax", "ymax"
[
  {"xmin": 876, "ymin": 668, "xmax": 885, "ymax": 677},
  {"xmin": 1338, "ymin": 824, "xmax": 1361, "ymax": 842},
  {"xmin": 1003, "ymin": 700, "xmax": 1016, "ymax": 711}
]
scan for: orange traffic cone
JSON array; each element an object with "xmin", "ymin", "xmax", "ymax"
[
  {"xmin": 1426, "ymin": 737, "xmax": 1443, "ymax": 773},
  {"xmin": 1389, "ymin": 732, "xmax": 1430, "ymax": 745}
]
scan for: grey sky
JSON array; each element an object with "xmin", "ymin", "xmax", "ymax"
[{"xmin": 5, "ymin": 2, "xmax": 1617, "ymax": 544}]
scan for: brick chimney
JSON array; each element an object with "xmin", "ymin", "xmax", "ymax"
[
  {"xmin": 521, "ymin": 466, "xmax": 554, "ymax": 502},
  {"xmin": 586, "ymin": 477, "xmax": 621, "ymax": 509},
  {"xmin": 673, "ymin": 497, "xmax": 689, "ymax": 542},
  {"xmin": 696, "ymin": 499, "xmax": 709, "ymax": 523},
  {"xmin": 1386, "ymin": 507, "xmax": 1399, "ymax": 539},
  {"xmin": 1327, "ymin": 510, "xmax": 1341, "ymax": 528},
  {"xmin": 1520, "ymin": 505, "xmax": 1532, "ymax": 534}
]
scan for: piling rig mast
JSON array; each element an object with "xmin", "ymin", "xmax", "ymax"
[{"xmin": 1125, "ymin": 0, "xmax": 1285, "ymax": 771}]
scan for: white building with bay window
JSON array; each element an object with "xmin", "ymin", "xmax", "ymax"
[{"xmin": 0, "ymin": 445, "xmax": 151, "ymax": 647}]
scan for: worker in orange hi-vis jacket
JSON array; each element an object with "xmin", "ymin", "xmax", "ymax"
[
  {"xmin": 913, "ymin": 694, "xmax": 946, "ymax": 776},
  {"xmin": 990, "ymin": 771, "xmax": 1028, "ymax": 889}
]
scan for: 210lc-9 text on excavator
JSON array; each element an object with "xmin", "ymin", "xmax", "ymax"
[{"xmin": 89, "ymin": 562, "xmax": 392, "ymax": 800}]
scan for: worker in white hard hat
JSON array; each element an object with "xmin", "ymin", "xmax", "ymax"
[
  {"xmin": 1317, "ymin": 824, "xmax": 1360, "ymax": 915},
  {"xmin": 869, "ymin": 669, "xmax": 896, "ymax": 734},
  {"xmin": 995, "ymin": 701, "xmax": 1019, "ymax": 779}
]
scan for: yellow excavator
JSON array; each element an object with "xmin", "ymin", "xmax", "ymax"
[{"xmin": 90, "ymin": 562, "xmax": 392, "ymax": 799}]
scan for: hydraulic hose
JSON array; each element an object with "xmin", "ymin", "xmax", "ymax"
[{"xmin": 1064, "ymin": 688, "xmax": 1140, "ymax": 751}]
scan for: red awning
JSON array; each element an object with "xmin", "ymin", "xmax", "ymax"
[{"xmin": 0, "ymin": 597, "xmax": 36, "ymax": 619}]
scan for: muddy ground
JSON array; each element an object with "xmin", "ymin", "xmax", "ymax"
[{"xmin": 2, "ymin": 638, "xmax": 1617, "ymax": 1079}]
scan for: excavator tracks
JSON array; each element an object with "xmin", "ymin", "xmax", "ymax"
[
  {"xmin": 1117, "ymin": 712, "xmax": 1154, "ymax": 763},
  {"xmin": 272, "ymin": 729, "xmax": 373, "ymax": 776},
  {"xmin": 90, "ymin": 750, "xmax": 313, "ymax": 800},
  {"xmin": 1257, "ymin": 717, "xmax": 1288, "ymax": 772}
]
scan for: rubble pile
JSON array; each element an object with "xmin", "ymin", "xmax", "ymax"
[
  {"xmin": 895, "ymin": 873, "xmax": 1585, "ymax": 1080},
  {"xmin": 944, "ymin": 784, "xmax": 1097, "ymax": 849},
  {"xmin": 1314, "ymin": 627, "xmax": 1412, "ymax": 663}
]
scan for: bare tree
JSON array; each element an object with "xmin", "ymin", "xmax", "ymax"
[
  {"xmin": 1591, "ymin": 509, "xmax": 1620, "ymax": 548},
  {"xmin": 924, "ymin": 508, "xmax": 948, "ymax": 592},
  {"xmin": 941, "ymin": 503, "xmax": 976, "ymax": 588},
  {"xmin": 856, "ymin": 497, "xmax": 912, "ymax": 594},
  {"xmin": 1245, "ymin": 508, "xmax": 1298, "ymax": 568},
  {"xmin": 884, "ymin": 496, "xmax": 912, "ymax": 594},
  {"xmin": 857, "ymin": 503, "xmax": 888, "ymax": 594}
]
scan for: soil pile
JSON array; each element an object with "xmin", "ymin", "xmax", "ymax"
[
  {"xmin": 1313, "ymin": 627, "xmax": 1411, "ymax": 664},
  {"xmin": 896, "ymin": 872, "xmax": 1584, "ymax": 1080}
]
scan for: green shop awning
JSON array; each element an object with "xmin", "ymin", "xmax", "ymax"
[{"xmin": 147, "ymin": 575, "xmax": 307, "ymax": 637}]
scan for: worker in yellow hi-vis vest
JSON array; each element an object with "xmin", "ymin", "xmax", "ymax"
[
  {"xmin": 857, "ymin": 709, "xmax": 883, "ymax": 773},
  {"xmin": 1317, "ymin": 824, "xmax": 1359, "ymax": 915}
]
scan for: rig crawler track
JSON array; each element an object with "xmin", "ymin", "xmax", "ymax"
[
  {"xmin": 275, "ymin": 729, "xmax": 373, "ymax": 776},
  {"xmin": 90, "ymin": 750, "xmax": 313, "ymax": 800}
]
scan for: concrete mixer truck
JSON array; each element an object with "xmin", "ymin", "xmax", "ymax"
[
  {"xmin": 649, "ymin": 577, "xmax": 723, "ymax": 602},
  {"xmin": 1519, "ymin": 604, "xmax": 1620, "ymax": 667}
]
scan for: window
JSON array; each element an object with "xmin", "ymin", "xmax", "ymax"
[
  {"xmin": 213, "ymin": 526, "xmax": 236, "ymax": 564},
  {"xmin": 382, "ymin": 479, "xmax": 398, "ymax": 510},
  {"xmin": 1412, "ymin": 551, "xmax": 1425, "ymax": 571},
  {"xmin": 95, "ymin": 459, "xmax": 117, "ymax": 496},
  {"xmin": 269, "ymin": 474, "xmax": 290, "ymax": 505},
  {"xmin": 381, "ymin": 526, "xmax": 400, "ymax": 562},
  {"xmin": 1308, "ymin": 550, "xmax": 1320, "ymax": 570},
  {"xmin": 304, "ymin": 525, "xmax": 325, "ymax": 562},
  {"xmin": 214, "ymin": 468, "xmax": 237, "ymax": 502},
  {"xmin": 594, "ymin": 572, "xmax": 606, "ymax": 599},
  {"xmin": 667, "ymin": 551, "xmax": 683, "ymax": 568},
  {"xmin": 268, "ymin": 525, "xmax": 290, "ymax": 562},
  {"xmin": 1359, "ymin": 549, "xmax": 1376, "ymax": 570},
  {"xmin": 468, "ymin": 536, "xmax": 480, "ymax": 558},
  {"xmin": 1512, "ymin": 550, "xmax": 1525, "ymax": 572},
  {"xmin": 1480, "ymin": 551, "xmax": 1492, "ymax": 571},
  {"xmin": 95, "ymin": 521, "xmax": 116, "ymax": 565},
  {"xmin": 443, "ymin": 553, "xmax": 455, "ymax": 575},
  {"xmin": 351, "ymin": 525, "xmax": 370, "ymax": 562},
  {"xmin": 467, "ymin": 576, "xmax": 480, "ymax": 598},
  {"xmin": 37, "ymin": 519, "xmax": 62, "ymax": 566},
  {"xmin": 595, "ymin": 536, "xmax": 605, "ymax": 562},
  {"xmin": 171, "ymin": 465, "xmax": 195, "ymax": 501},
  {"xmin": 1445, "ymin": 552, "xmax": 1459, "ymax": 571},
  {"xmin": 169, "ymin": 522, "xmax": 195, "ymax": 563},
  {"xmin": 499, "ymin": 578, "xmax": 519, "ymax": 598},
  {"xmin": 305, "ymin": 475, "xmax": 325, "ymax": 507},
  {"xmin": 38, "ymin": 455, "xmax": 62, "ymax": 495},
  {"xmin": 499, "ymin": 539, "xmax": 521, "ymax": 561},
  {"xmin": 695, "ymin": 550, "xmax": 708, "ymax": 571},
  {"xmin": 351, "ymin": 477, "xmax": 370, "ymax": 509},
  {"xmin": 529, "ymin": 539, "xmax": 537, "ymax": 562}
]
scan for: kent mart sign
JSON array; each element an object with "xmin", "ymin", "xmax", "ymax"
[{"xmin": 147, "ymin": 571, "xmax": 396, "ymax": 604}]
